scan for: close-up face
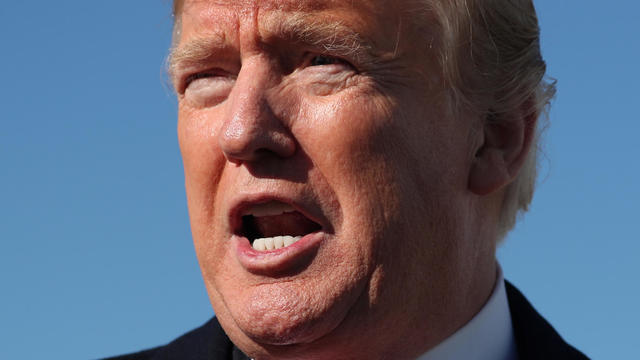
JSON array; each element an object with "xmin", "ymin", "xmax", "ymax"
[{"xmin": 173, "ymin": 0, "xmax": 483, "ymax": 357}]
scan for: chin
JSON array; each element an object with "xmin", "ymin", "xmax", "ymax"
[
  {"xmin": 211, "ymin": 276, "xmax": 362, "ymax": 350},
  {"xmin": 238, "ymin": 314, "xmax": 326, "ymax": 346}
]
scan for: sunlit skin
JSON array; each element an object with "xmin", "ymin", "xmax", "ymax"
[{"xmin": 172, "ymin": 0, "xmax": 532, "ymax": 358}]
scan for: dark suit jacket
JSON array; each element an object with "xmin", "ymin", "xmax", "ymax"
[{"xmin": 104, "ymin": 281, "xmax": 588, "ymax": 360}]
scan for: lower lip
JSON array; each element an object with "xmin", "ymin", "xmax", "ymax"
[{"xmin": 234, "ymin": 232, "xmax": 325, "ymax": 274}]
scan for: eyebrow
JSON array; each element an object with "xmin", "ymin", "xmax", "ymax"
[
  {"xmin": 168, "ymin": 12, "xmax": 381, "ymax": 80},
  {"xmin": 272, "ymin": 13, "xmax": 375, "ymax": 61},
  {"xmin": 168, "ymin": 31, "xmax": 229, "ymax": 80}
]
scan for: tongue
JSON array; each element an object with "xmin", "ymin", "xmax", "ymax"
[{"xmin": 253, "ymin": 211, "xmax": 320, "ymax": 238}]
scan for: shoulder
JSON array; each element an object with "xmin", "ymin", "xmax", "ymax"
[
  {"xmin": 101, "ymin": 317, "xmax": 237, "ymax": 360},
  {"xmin": 505, "ymin": 281, "xmax": 590, "ymax": 360}
]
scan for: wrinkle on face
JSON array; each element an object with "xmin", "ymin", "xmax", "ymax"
[
  {"xmin": 172, "ymin": 0, "xmax": 434, "ymax": 92},
  {"xmin": 177, "ymin": 0, "xmax": 487, "ymax": 358}
]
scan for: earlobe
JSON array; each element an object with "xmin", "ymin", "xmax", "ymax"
[{"xmin": 468, "ymin": 105, "xmax": 537, "ymax": 196}]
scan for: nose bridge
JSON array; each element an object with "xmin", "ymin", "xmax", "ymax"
[
  {"xmin": 232, "ymin": 56, "xmax": 271, "ymax": 123},
  {"xmin": 223, "ymin": 59, "xmax": 268, "ymax": 143},
  {"xmin": 218, "ymin": 57, "xmax": 295, "ymax": 162}
]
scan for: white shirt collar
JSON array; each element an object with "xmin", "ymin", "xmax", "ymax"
[{"xmin": 416, "ymin": 264, "xmax": 518, "ymax": 360}]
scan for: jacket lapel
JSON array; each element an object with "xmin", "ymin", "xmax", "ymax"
[{"xmin": 505, "ymin": 281, "xmax": 588, "ymax": 360}]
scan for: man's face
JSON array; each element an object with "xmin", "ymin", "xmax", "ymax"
[{"xmin": 174, "ymin": 0, "xmax": 481, "ymax": 357}]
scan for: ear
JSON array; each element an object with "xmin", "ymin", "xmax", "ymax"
[{"xmin": 468, "ymin": 101, "xmax": 537, "ymax": 196}]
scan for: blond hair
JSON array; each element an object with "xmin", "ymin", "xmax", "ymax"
[
  {"xmin": 170, "ymin": 0, "xmax": 555, "ymax": 241},
  {"xmin": 418, "ymin": 0, "xmax": 555, "ymax": 240}
]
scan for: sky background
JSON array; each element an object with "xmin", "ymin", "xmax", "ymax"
[{"xmin": 1, "ymin": 1, "xmax": 638, "ymax": 359}]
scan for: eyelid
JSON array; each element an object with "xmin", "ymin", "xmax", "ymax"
[
  {"xmin": 176, "ymin": 52, "xmax": 357, "ymax": 93},
  {"xmin": 179, "ymin": 69, "xmax": 236, "ymax": 94},
  {"xmin": 185, "ymin": 72, "xmax": 215, "ymax": 86},
  {"xmin": 303, "ymin": 53, "xmax": 358, "ymax": 72}
]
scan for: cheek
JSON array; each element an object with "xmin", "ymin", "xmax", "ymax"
[
  {"xmin": 295, "ymin": 90, "xmax": 400, "ymax": 254},
  {"xmin": 178, "ymin": 106, "xmax": 227, "ymax": 188},
  {"xmin": 296, "ymin": 89, "xmax": 395, "ymax": 170},
  {"xmin": 178, "ymin": 106, "xmax": 228, "ymax": 248}
]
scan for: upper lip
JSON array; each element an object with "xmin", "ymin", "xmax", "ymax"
[{"xmin": 228, "ymin": 192, "xmax": 329, "ymax": 237}]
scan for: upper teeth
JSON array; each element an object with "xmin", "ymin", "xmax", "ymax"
[
  {"xmin": 245, "ymin": 201, "xmax": 296, "ymax": 217},
  {"xmin": 253, "ymin": 235, "xmax": 302, "ymax": 251}
]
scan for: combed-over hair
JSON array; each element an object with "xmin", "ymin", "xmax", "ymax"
[
  {"xmin": 418, "ymin": 0, "xmax": 555, "ymax": 241},
  {"xmin": 170, "ymin": 0, "xmax": 555, "ymax": 242}
]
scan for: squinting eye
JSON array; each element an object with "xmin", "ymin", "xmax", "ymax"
[
  {"xmin": 182, "ymin": 71, "xmax": 235, "ymax": 107},
  {"xmin": 184, "ymin": 72, "xmax": 217, "ymax": 89},
  {"xmin": 309, "ymin": 55, "xmax": 346, "ymax": 67}
]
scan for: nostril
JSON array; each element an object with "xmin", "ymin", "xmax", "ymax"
[
  {"xmin": 220, "ymin": 130, "xmax": 296, "ymax": 162},
  {"xmin": 218, "ymin": 93, "xmax": 296, "ymax": 162}
]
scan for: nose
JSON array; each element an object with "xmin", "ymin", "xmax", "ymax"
[{"xmin": 218, "ymin": 60, "xmax": 296, "ymax": 163}]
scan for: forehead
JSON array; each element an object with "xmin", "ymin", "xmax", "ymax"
[
  {"xmin": 178, "ymin": 0, "xmax": 404, "ymax": 47},
  {"xmin": 181, "ymin": 0, "xmax": 380, "ymax": 15},
  {"xmin": 183, "ymin": 0, "xmax": 352, "ymax": 11}
]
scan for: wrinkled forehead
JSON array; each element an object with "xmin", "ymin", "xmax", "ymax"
[
  {"xmin": 174, "ymin": 0, "xmax": 441, "ymax": 44},
  {"xmin": 175, "ymin": 0, "xmax": 442, "ymax": 38},
  {"xmin": 178, "ymin": 0, "xmax": 393, "ymax": 26},
  {"xmin": 178, "ymin": 0, "xmax": 384, "ymax": 26},
  {"xmin": 182, "ymin": 0, "xmax": 343, "ymax": 11},
  {"xmin": 180, "ymin": 0, "xmax": 366, "ymax": 24},
  {"xmin": 175, "ymin": 0, "xmax": 418, "ymax": 54},
  {"xmin": 178, "ymin": 0, "xmax": 380, "ymax": 15}
]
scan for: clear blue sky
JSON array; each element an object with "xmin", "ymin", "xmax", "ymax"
[{"xmin": 1, "ymin": 1, "xmax": 638, "ymax": 359}]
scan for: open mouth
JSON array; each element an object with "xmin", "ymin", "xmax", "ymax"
[{"xmin": 238, "ymin": 201, "xmax": 322, "ymax": 251}]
